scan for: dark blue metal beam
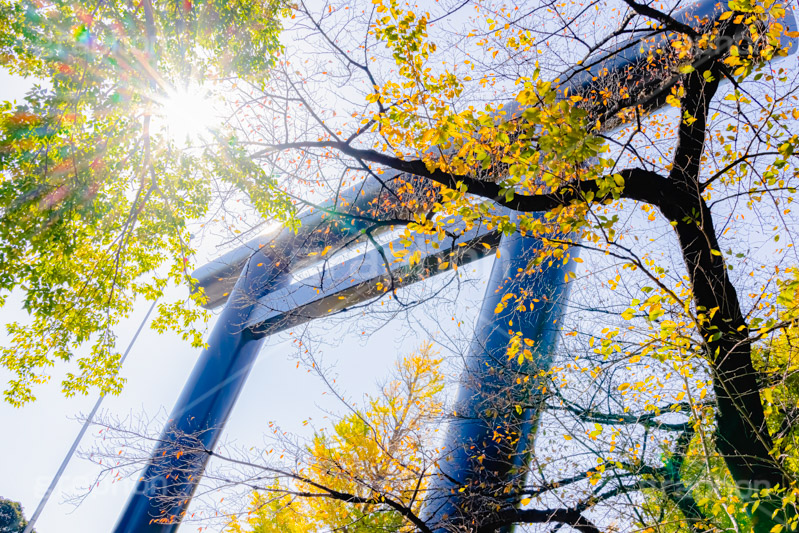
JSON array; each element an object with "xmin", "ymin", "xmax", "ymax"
[
  {"xmin": 421, "ymin": 215, "xmax": 575, "ymax": 532},
  {"xmin": 113, "ymin": 222, "xmax": 500, "ymax": 531},
  {"xmin": 192, "ymin": 172, "xmax": 438, "ymax": 309},
  {"xmin": 113, "ymin": 253, "xmax": 285, "ymax": 531}
]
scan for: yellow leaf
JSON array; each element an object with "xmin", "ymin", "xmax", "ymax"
[{"xmin": 764, "ymin": 388, "xmax": 773, "ymax": 404}]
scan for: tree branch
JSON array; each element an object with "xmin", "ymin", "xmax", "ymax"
[
  {"xmin": 619, "ymin": 0, "xmax": 700, "ymax": 37},
  {"xmin": 251, "ymin": 141, "xmax": 676, "ymax": 211},
  {"xmin": 488, "ymin": 507, "xmax": 601, "ymax": 533}
]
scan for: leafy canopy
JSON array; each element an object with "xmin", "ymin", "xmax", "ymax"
[
  {"xmin": 0, "ymin": 0, "xmax": 293, "ymax": 405},
  {"xmin": 228, "ymin": 344, "xmax": 443, "ymax": 533}
]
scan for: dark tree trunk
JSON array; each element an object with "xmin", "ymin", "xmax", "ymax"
[{"xmin": 656, "ymin": 66, "xmax": 790, "ymax": 531}]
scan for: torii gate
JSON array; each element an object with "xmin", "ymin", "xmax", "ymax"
[{"xmin": 113, "ymin": 2, "xmax": 797, "ymax": 530}]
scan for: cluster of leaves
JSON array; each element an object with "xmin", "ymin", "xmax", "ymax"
[
  {"xmin": 0, "ymin": 497, "xmax": 32, "ymax": 533},
  {"xmin": 0, "ymin": 0, "xmax": 294, "ymax": 405},
  {"xmin": 227, "ymin": 344, "xmax": 443, "ymax": 532}
]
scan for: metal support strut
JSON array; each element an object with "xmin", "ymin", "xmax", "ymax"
[{"xmin": 421, "ymin": 215, "xmax": 574, "ymax": 532}]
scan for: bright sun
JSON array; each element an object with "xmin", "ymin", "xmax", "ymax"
[{"xmin": 155, "ymin": 85, "xmax": 219, "ymax": 145}]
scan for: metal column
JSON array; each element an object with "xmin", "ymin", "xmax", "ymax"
[
  {"xmin": 422, "ymin": 215, "xmax": 575, "ymax": 532},
  {"xmin": 113, "ymin": 252, "xmax": 284, "ymax": 531}
]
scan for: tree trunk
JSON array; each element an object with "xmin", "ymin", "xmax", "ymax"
[{"xmin": 657, "ymin": 67, "xmax": 790, "ymax": 531}]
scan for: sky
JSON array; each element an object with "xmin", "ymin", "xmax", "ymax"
[{"xmin": 0, "ymin": 68, "xmax": 495, "ymax": 532}]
